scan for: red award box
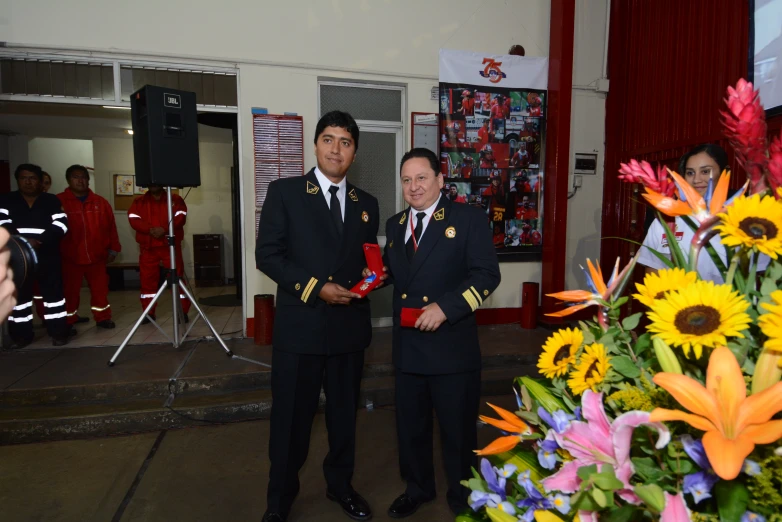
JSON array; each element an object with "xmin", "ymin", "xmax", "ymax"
[
  {"xmin": 400, "ymin": 307, "xmax": 424, "ymax": 328},
  {"xmin": 349, "ymin": 244, "xmax": 384, "ymax": 298}
]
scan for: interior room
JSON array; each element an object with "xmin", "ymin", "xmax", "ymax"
[{"xmin": 0, "ymin": 101, "xmax": 243, "ymax": 347}]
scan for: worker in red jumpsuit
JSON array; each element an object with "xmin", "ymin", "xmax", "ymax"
[
  {"xmin": 128, "ymin": 185, "xmax": 190, "ymax": 323},
  {"xmin": 58, "ymin": 165, "xmax": 121, "ymax": 329}
]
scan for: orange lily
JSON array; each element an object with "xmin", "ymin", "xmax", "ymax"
[
  {"xmin": 475, "ymin": 403, "xmax": 533, "ymax": 455},
  {"xmin": 642, "ymin": 169, "xmax": 733, "ymax": 223},
  {"xmin": 649, "ymin": 346, "xmax": 782, "ymax": 480}
]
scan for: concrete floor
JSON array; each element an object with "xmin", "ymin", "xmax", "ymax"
[
  {"xmin": 0, "ymin": 399, "xmax": 513, "ymax": 522},
  {"xmin": 23, "ymin": 285, "xmax": 243, "ymax": 349}
]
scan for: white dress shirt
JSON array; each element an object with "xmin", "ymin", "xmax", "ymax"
[
  {"xmin": 314, "ymin": 167, "xmax": 346, "ymax": 220},
  {"xmin": 404, "ymin": 194, "xmax": 442, "ymax": 243}
]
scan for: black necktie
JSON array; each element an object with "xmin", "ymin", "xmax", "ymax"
[
  {"xmin": 406, "ymin": 211, "xmax": 427, "ymax": 260},
  {"xmin": 329, "ymin": 185, "xmax": 343, "ymax": 235}
]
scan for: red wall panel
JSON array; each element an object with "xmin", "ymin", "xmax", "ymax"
[{"xmin": 602, "ymin": 0, "xmax": 753, "ymax": 311}]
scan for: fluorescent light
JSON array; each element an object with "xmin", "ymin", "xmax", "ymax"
[
  {"xmin": 126, "ymin": 129, "xmax": 134, "ymax": 135},
  {"xmin": 103, "ymin": 105, "xmax": 131, "ymax": 110}
]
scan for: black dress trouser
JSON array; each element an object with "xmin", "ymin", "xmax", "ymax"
[
  {"xmin": 266, "ymin": 348, "xmax": 365, "ymax": 514},
  {"xmin": 395, "ymin": 369, "xmax": 481, "ymax": 509}
]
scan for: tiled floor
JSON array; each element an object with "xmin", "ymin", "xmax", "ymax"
[{"xmin": 26, "ymin": 285, "xmax": 244, "ymax": 349}]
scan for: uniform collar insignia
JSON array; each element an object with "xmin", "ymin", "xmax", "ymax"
[
  {"xmin": 348, "ymin": 188, "xmax": 358, "ymax": 202},
  {"xmin": 306, "ymin": 181, "xmax": 320, "ymax": 195},
  {"xmin": 433, "ymin": 207, "xmax": 445, "ymax": 221},
  {"xmin": 399, "ymin": 212, "xmax": 406, "ymax": 225}
]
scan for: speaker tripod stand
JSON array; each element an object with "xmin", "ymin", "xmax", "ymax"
[{"xmin": 108, "ymin": 187, "xmax": 234, "ymax": 366}]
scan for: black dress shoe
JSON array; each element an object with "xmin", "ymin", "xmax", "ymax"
[
  {"xmin": 8, "ymin": 337, "xmax": 33, "ymax": 350},
  {"xmin": 327, "ymin": 490, "xmax": 373, "ymax": 521},
  {"xmin": 387, "ymin": 493, "xmax": 431, "ymax": 519},
  {"xmin": 52, "ymin": 335, "xmax": 70, "ymax": 347},
  {"xmin": 96, "ymin": 320, "xmax": 116, "ymax": 329},
  {"xmin": 75, "ymin": 316, "xmax": 90, "ymax": 324},
  {"xmin": 67, "ymin": 327, "xmax": 78, "ymax": 337},
  {"xmin": 261, "ymin": 511, "xmax": 286, "ymax": 522},
  {"xmin": 141, "ymin": 315, "xmax": 156, "ymax": 325}
]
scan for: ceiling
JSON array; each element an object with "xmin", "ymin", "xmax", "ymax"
[{"xmin": 0, "ymin": 101, "xmax": 233, "ymax": 143}]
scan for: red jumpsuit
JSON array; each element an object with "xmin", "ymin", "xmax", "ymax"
[
  {"xmin": 58, "ymin": 188, "xmax": 122, "ymax": 324},
  {"xmin": 128, "ymin": 191, "xmax": 191, "ymax": 316}
]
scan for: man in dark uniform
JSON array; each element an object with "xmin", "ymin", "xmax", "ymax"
[
  {"xmin": 383, "ymin": 148, "xmax": 501, "ymax": 518},
  {"xmin": 256, "ymin": 111, "xmax": 380, "ymax": 522},
  {"xmin": 0, "ymin": 164, "xmax": 70, "ymax": 347}
]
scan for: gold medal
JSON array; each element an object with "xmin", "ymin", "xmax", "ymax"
[
  {"xmin": 445, "ymin": 226, "xmax": 456, "ymax": 238},
  {"xmin": 361, "ymin": 211, "xmax": 369, "ymax": 222}
]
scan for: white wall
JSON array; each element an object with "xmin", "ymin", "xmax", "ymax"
[
  {"xmin": 8, "ymin": 135, "xmax": 30, "ymax": 185},
  {"xmin": 92, "ymin": 135, "xmax": 235, "ymax": 277},
  {"xmin": 27, "ymin": 138, "xmax": 95, "ymax": 194},
  {"xmin": 565, "ymin": 0, "xmax": 609, "ymax": 291},
  {"xmin": 2, "ymin": 1, "xmax": 549, "ymax": 79}
]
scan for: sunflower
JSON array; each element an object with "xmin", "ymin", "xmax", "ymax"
[
  {"xmin": 760, "ymin": 290, "xmax": 782, "ymax": 355},
  {"xmin": 716, "ymin": 193, "xmax": 782, "ymax": 259},
  {"xmin": 567, "ymin": 343, "xmax": 611, "ymax": 396},
  {"xmin": 647, "ymin": 280, "xmax": 751, "ymax": 359},
  {"xmin": 633, "ymin": 268, "xmax": 699, "ymax": 308},
  {"xmin": 538, "ymin": 328, "xmax": 584, "ymax": 378}
]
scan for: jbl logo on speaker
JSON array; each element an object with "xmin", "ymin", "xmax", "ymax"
[{"xmin": 164, "ymin": 93, "xmax": 181, "ymax": 109}]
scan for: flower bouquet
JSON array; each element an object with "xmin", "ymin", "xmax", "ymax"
[{"xmin": 457, "ymin": 79, "xmax": 782, "ymax": 522}]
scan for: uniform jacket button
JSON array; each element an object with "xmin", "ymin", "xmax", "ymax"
[
  {"xmin": 401, "ymin": 293, "xmax": 407, "ymax": 299},
  {"xmin": 423, "ymin": 296, "xmax": 429, "ymax": 303}
]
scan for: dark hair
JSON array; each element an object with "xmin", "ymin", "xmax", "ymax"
[
  {"xmin": 65, "ymin": 164, "xmax": 90, "ymax": 181},
  {"xmin": 314, "ymin": 111, "xmax": 360, "ymax": 151},
  {"xmin": 14, "ymin": 163, "xmax": 43, "ymax": 181},
  {"xmin": 42, "ymin": 171, "xmax": 51, "ymax": 181},
  {"xmin": 400, "ymin": 148, "xmax": 440, "ymax": 175},
  {"xmin": 678, "ymin": 144, "xmax": 730, "ymax": 176}
]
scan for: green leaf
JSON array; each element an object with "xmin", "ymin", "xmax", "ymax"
[
  {"xmin": 577, "ymin": 464, "xmax": 598, "ymax": 481},
  {"xmin": 766, "ymin": 260, "xmax": 782, "ymax": 280},
  {"xmin": 455, "ymin": 511, "xmax": 485, "ymax": 522},
  {"xmin": 518, "ymin": 377, "xmax": 568, "ymax": 414},
  {"xmin": 715, "ymin": 481, "xmax": 750, "ymax": 522},
  {"xmin": 622, "ymin": 312, "xmax": 643, "ymax": 331},
  {"xmin": 592, "ymin": 488, "xmax": 608, "ymax": 508},
  {"xmin": 467, "ymin": 478, "xmax": 486, "ymax": 492},
  {"xmin": 602, "ymin": 506, "xmax": 638, "ymax": 522},
  {"xmin": 612, "ymin": 356, "xmax": 641, "ymax": 378},
  {"xmin": 658, "ymin": 213, "xmax": 688, "ymax": 268},
  {"xmin": 572, "ymin": 491, "xmax": 601, "ymax": 512},
  {"xmin": 632, "ymin": 457, "xmax": 671, "ymax": 482},
  {"xmin": 760, "ymin": 277, "xmax": 778, "ymax": 297},
  {"xmin": 592, "ymin": 472, "xmax": 625, "ymax": 491},
  {"xmin": 471, "ymin": 467, "xmax": 481, "ymax": 480},
  {"xmin": 634, "ymin": 484, "xmax": 666, "ymax": 512},
  {"xmin": 634, "ymin": 332, "xmax": 652, "ymax": 357}
]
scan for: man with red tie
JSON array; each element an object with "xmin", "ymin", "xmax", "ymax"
[{"xmin": 127, "ymin": 185, "xmax": 190, "ymax": 323}]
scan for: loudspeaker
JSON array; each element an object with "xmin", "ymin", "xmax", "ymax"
[{"xmin": 130, "ymin": 85, "xmax": 201, "ymax": 188}]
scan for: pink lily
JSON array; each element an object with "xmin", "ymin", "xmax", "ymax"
[
  {"xmin": 660, "ymin": 492, "xmax": 691, "ymax": 522},
  {"xmin": 540, "ymin": 390, "xmax": 670, "ymax": 504}
]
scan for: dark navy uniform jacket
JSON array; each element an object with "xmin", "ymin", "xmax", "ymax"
[
  {"xmin": 256, "ymin": 169, "xmax": 380, "ymax": 355},
  {"xmin": 383, "ymin": 196, "xmax": 501, "ymax": 375}
]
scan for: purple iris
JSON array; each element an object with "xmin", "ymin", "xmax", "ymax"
[
  {"xmin": 537, "ymin": 439, "xmax": 559, "ymax": 470},
  {"xmin": 537, "ymin": 407, "xmax": 575, "ymax": 434},
  {"xmin": 741, "ymin": 511, "xmax": 766, "ymax": 522},
  {"xmin": 680, "ymin": 435, "xmax": 718, "ymax": 504},
  {"xmin": 683, "ymin": 471, "xmax": 719, "ymax": 504},
  {"xmin": 517, "ymin": 469, "xmax": 553, "ymax": 519},
  {"xmin": 681, "ymin": 435, "xmax": 711, "ymax": 469},
  {"xmin": 480, "ymin": 458, "xmax": 506, "ymax": 497}
]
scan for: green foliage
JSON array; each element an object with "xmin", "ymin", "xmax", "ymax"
[{"xmin": 715, "ymin": 481, "xmax": 750, "ymax": 522}]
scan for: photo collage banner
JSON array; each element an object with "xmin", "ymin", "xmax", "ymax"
[{"xmin": 439, "ymin": 49, "xmax": 548, "ymax": 257}]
